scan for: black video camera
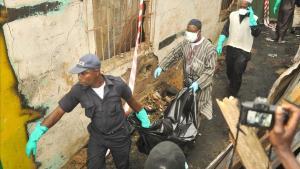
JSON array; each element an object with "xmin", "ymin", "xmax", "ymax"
[{"xmin": 240, "ymin": 97, "xmax": 277, "ymax": 129}]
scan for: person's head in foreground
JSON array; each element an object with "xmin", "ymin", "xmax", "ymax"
[{"xmin": 144, "ymin": 141, "xmax": 188, "ymax": 169}]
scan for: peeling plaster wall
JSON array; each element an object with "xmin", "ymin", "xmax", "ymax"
[
  {"xmin": 151, "ymin": 0, "xmax": 223, "ymax": 61},
  {"xmin": 3, "ymin": 0, "xmax": 95, "ymax": 168}
]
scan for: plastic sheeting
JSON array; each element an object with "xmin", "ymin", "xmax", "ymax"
[{"xmin": 128, "ymin": 87, "xmax": 199, "ymax": 154}]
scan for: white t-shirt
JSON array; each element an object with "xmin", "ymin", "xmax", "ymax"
[{"xmin": 92, "ymin": 82, "xmax": 106, "ymax": 99}]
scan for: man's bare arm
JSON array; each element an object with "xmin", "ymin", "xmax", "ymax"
[
  {"xmin": 41, "ymin": 106, "xmax": 65, "ymax": 128},
  {"xmin": 126, "ymin": 97, "xmax": 143, "ymax": 113}
]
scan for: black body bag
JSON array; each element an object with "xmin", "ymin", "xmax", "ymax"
[{"xmin": 128, "ymin": 87, "xmax": 199, "ymax": 154}]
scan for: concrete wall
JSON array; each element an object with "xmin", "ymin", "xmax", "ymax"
[
  {"xmin": 151, "ymin": 0, "xmax": 223, "ymax": 60},
  {"xmin": 2, "ymin": 0, "xmax": 95, "ymax": 168}
]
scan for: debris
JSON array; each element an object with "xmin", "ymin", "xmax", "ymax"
[
  {"xmin": 152, "ymin": 91, "xmax": 162, "ymax": 100},
  {"xmin": 267, "ymin": 53, "xmax": 277, "ymax": 58},
  {"xmin": 140, "ymin": 89, "xmax": 177, "ymax": 122},
  {"xmin": 164, "ymin": 96, "xmax": 172, "ymax": 103},
  {"xmin": 216, "ymin": 97, "xmax": 270, "ymax": 169},
  {"xmin": 276, "ymin": 68, "xmax": 286, "ymax": 75},
  {"xmin": 278, "ymin": 40, "xmax": 287, "ymax": 44},
  {"xmin": 265, "ymin": 37, "xmax": 275, "ymax": 42}
]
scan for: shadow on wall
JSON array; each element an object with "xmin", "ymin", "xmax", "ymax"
[{"xmin": 0, "ymin": 1, "xmax": 69, "ymax": 168}]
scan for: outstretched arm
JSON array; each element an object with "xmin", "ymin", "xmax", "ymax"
[
  {"xmin": 26, "ymin": 86, "xmax": 79, "ymax": 157},
  {"xmin": 127, "ymin": 96, "xmax": 150, "ymax": 128},
  {"xmin": 26, "ymin": 106, "xmax": 65, "ymax": 157},
  {"xmin": 120, "ymin": 78, "xmax": 150, "ymax": 128},
  {"xmin": 42, "ymin": 106, "xmax": 65, "ymax": 128},
  {"xmin": 159, "ymin": 41, "xmax": 185, "ymax": 71},
  {"xmin": 126, "ymin": 97, "xmax": 143, "ymax": 112}
]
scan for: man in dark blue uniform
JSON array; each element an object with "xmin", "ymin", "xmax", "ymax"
[{"xmin": 26, "ymin": 54, "xmax": 150, "ymax": 169}]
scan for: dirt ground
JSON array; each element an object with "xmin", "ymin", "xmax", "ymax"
[
  {"xmin": 62, "ymin": 26, "xmax": 300, "ymax": 169},
  {"xmin": 187, "ymin": 27, "xmax": 299, "ymax": 169}
]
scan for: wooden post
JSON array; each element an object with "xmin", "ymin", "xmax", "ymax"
[{"xmin": 216, "ymin": 97, "xmax": 271, "ymax": 169}]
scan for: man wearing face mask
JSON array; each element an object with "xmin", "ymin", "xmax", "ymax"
[
  {"xmin": 153, "ymin": 19, "xmax": 217, "ymax": 122},
  {"xmin": 216, "ymin": 0, "xmax": 261, "ymax": 97}
]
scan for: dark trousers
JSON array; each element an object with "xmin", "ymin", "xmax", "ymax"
[
  {"xmin": 225, "ymin": 46, "xmax": 251, "ymax": 97},
  {"xmin": 87, "ymin": 127, "xmax": 131, "ymax": 169},
  {"xmin": 276, "ymin": 7, "xmax": 294, "ymax": 40}
]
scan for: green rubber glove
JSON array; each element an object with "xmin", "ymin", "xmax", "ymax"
[
  {"xmin": 273, "ymin": 0, "xmax": 281, "ymax": 14},
  {"xmin": 248, "ymin": 7, "xmax": 257, "ymax": 26},
  {"xmin": 154, "ymin": 67, "xmax": 162, "ymax": 78},
  {"xmin": 216, "ymin": 35, "xmax": 227, "ymax": 56},
  {"xmin": 26, "ymin": 122, "xmax": 48, "ymax": 157},
  {"xmin": 189, "ymin": 81, "xmax": 200, "ymax": 93},
  {"xmin": 136, "ymin": 108, "xmax": 150, "ymax": 128}
]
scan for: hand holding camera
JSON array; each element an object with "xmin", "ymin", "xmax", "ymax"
[
  {"xmin": 268, "ymin": 103, "xmax": 300, "ymax": 169},
  {"xmin": 240, "ymin": 97, "xmax": 289, "ymax": 129},
  {"xmin": 239, "ymin": 98, "xmax": 300, "ymax": 169},
  {"xmin": 269, "ymin": 103, "xmax": 300, "ymax": 151}
]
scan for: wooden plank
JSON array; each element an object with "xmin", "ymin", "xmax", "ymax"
[
  {"xmin": 293, "ymin": 6, "xmax": 300, "ymax": 27},
  {"xmin": 268, "ymin": 60, "xmax": 300, "ymax": 104},
  {"xmin": 280, "ymin": 73, "xmax": 300, "ymax": 106},
  {"xmin": 211, "ymin": 55, "xmax": 300, "ymax": 169},
  {"xmin": 216, "ymin": 97, "xmax": 271, "ymax": 169},
  {"xmin": 293, "ymin": 45, "xmax": 300, "ymax": 63},
  {"xmin": 205, "ymin": 143, "xmax": 233, "ymax": 169}
]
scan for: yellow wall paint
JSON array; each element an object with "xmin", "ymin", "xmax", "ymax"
[{"xmin": 0, "ymin": 28, "xmax": 41, "ymax": 169}]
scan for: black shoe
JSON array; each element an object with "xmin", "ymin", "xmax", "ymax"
[
  {"xmin": 277, "ymin": 37, "xmax": 286, "ymax": 43},
  {"xmin": 291, "ymin": 28, "xmax": 296, "ymax": 34}
]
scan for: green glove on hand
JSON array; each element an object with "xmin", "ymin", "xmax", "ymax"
[
  {"xmin": 248, "ymin": 7, "xmax": 257, "ymax": 26},
  {"xmin": 189, "ymin": 81, "xmax": 199, "ymax": 93},
  {"xmin": 136, "ymin": 108, "xmax": 150, "ymax": 128},
  {"xmin": 154, "ymin": 67, "xmax": 162, "ymax": 79},
  {"xmin": 216, "ymin": 35, "xmax": 227, "ymax": 56},
  {"xmin": 26, "ymin": 122, "xmax": 48, "ymax": 157},
  {"xmin": 273, "ymin": 0, "xmax": 281, "ymax": 14}
]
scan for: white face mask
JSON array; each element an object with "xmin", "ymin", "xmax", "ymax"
[
  {"xmin": 239, "ymin": 8, "xmax": 248, "ymax": 15},
  {"xmin": 185, "ymin": 31, "xmax": 198, "ymax": 43}
]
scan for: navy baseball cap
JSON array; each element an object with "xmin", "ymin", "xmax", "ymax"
[
  {"xmin": 69, "ymin": 54, "xmax": 101, "ymax": 74},
  {"xmin": 144, "ymin": 141, "xmax": 187, "ymax": 169},
  {"xmin": 188, "ymin": 19, "xmax": 202, "ymax": 30}
]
